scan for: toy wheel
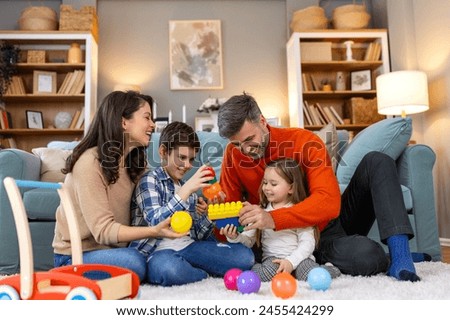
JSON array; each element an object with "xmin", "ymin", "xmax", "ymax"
[
  {"xmin": 0, "ymin": 285, "xmax": 20, "ymax": 300},
  {"xmin": 66, "ymin": 287, "xmax": 98, "ymax": 300}
]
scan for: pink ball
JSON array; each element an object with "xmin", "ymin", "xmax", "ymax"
[{"xmin": 223, "ymin": 268, "xmax": 243, "ymax": 290}]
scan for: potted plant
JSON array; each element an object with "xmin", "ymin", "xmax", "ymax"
[{"xmin": 0, "ymin": 41, "xmax": 20, "ymax": 98}]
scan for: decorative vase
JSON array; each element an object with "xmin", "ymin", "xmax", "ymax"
[
  {"xmin": 336, "ymin": 71, "xmax": 346, "ymax": 91},
  {"xmin": 67, "ymin": 43, "xmax": 82, "ymax": 63}
]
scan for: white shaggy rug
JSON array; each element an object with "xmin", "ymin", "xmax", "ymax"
[{"xmin": 139, "ymin": 262, "xmax": 450, "ymax": 300}]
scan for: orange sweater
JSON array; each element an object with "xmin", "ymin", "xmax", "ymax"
[{"xmin": 220, "ymin": 126, "xmax": 341, "ymax": 231}]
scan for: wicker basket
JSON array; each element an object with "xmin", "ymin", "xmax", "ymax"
[
  {"xmin": 332, "ymin": 4, "xmax": 370, "ymax": 29},
  {"xmin": 59, "ymin": 5, "xmax": 99, "ymax": 40},
  {"xmin": 290, "ymin": 6, "xmax": 328, "ymax": 31},
  {"xmin": 18, "ymin": 7, "xmax": 58, "ymax": 31},
  {"xmin": 344, "ymin": 98, "xmax": 385, "ymax": 124}
]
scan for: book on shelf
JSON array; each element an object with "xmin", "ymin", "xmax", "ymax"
[
  {"xmin": 315, "ymin": 103, "xmax": 331, "ymax": 123},
  {"xmin": 323, "ymin": 106, "xmax": 340, "ymax": 126},
  {"xmin": 58, "ymin": 72, "xmax": 73, "ymax": 94},
  {"xmin": 5, "ymin": 76, "xmax": 26, "ymax": 95},
  {"xmin": 74, "ymin": 107, "xmax": 85, "ymax": 129},
  {"xmin": 0, "ymin": 110, "xmax": 12, "ymax": 129},
  {"xmin": 71, "ymin": 70, "xmax": 85, "ymax": 94},
  {"xmin": 69, "ymin": 110, "xmax": 81, "ymax": 129},
  {"xmin": 329, "ymin": 106, "xmax": 345, "ymax": 125},
  {"xmin": 303, "ymin": 103, "xmax": 313, "ymax": 125},
  {"xmin": 304, "ymin": 101, "xmax": 321, "ymax": 125},
  {"xmin": 309, "ymin": 74, "xmax": 320, "ymax": 91},
  {"xmin": 364, "ymin": 41, "xmax": 381, "ymax": 61}
]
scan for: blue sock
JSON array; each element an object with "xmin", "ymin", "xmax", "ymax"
[
  {"xmin": 387, "ymin": 234, "xmax": 420, "ymax": 282},
  {"xmin": 411, "ymin": 252, "xmax": 432, "ymax": 262}
]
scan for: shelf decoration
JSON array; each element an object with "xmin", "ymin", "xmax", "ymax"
[
  {"xmin": 196, "ymin": 97, "xmax": 227, "ymax": 132},
  {"xmin": 33, "ymin": 70, "xmax": 57, "ymax": 94},
  {"xmin": 26, "ymin": 110, "xmax": 43, "ymax": 129}
]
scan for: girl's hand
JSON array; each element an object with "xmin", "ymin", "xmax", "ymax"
[
  {"xmin": 220, "ymin": 224, "xmax": 238, "ymax": 239},
  {"xmin": 196, "ymin": 196, "xmax": 208, "ymax": 215},
  {"xmin": 154, "ymin": 217, "xmax": 188, "ymax": 239},
  {"xmin": 273, "ymin": 258, "xmax": 294, "ymax": 274}
]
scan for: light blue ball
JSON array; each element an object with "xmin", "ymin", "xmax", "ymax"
[{"xmin": 307, "ymin": 267, "xmax": 331, "ymax": 291}]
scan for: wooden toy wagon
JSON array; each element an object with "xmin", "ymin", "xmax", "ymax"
[{"xmin": 0, "ymin": 178, "xmax": 140, "ymax": 300}]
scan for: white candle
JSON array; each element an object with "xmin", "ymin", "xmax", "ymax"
[
  {"xmin": 168, "ymin": 110, "xmax": 172, "ymax": 123},
  {"xmin": 152, "ymin": 101, "xmax": 158, "ymax": 119},
  {"xmin": 182, "ymin": 104, "xmax": 186, "ymax": 123}
]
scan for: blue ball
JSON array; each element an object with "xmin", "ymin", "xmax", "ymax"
[
  {"xmin": 237, "ymin": 270, "xmax": 261, "ymax": 294},
  {"xmin": 307, "ymin": 267, "xmax": 331, "ymax": 291}
]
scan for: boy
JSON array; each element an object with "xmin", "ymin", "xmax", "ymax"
[{"xmin": 130, "ymin": 121, "xmax": 254, "ymax": 286}]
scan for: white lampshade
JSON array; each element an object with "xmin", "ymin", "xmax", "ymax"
[
  {"xmin": 376, "ymin": 70, "xmax": 429, "ymax": 116},
  {"xmin": 113, "ymin": 84, "xmax": 141, "ymax": 92}
]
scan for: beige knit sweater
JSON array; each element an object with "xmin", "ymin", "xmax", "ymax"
[{"xmin": 53, "ymin": 147, "xmax": 135, "ymax": 255}]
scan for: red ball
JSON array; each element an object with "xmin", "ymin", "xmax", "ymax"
[
  {"xmin": 223, "ymin": 268, "xmax": 243, "ymax": 290},
  {"xmin": 271, "ymin": 272, "xmax": 298, "ymax": 299}
]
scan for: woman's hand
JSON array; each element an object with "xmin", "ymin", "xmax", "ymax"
[
  {"xmin": 220, "ymin": 224, "xmax": 238, "ymax": 239},
  {"xmin": 272, "ymin": 258, "xmax": 294, "ymax": 274}
]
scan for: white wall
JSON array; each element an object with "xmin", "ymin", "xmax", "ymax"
[{"xmin": 387, "ymin": 0, "xmax": 450, "ymax": 239}]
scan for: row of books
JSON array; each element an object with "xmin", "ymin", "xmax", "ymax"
[
  {"xmin": 302, "ymin": 73, "xmax": 323, "ymax": 92},
  {"xmin": 69, "ymin": 107, "xmax": 85, "ymax": 129},
  {"xmin": 5, "ymin": 76, "xmax": 26, "ymax": 95},
  {"xmin": 364, "ymin": 41, "xmax": 382, "ymax": 61},
  {"xmin": 303, "ymin": 101, "xmax": 344, "ymax": 126},
  {"xmin": 0, "ymin": 110, "xmax": 13, "ymax": 129},
  {"xmin": 58, "ymin": 70, "xmax": 85, "ymax": 95},
  {"xmin": 0, "ymin": 136, "xmax": 17, "ymax": 149}
]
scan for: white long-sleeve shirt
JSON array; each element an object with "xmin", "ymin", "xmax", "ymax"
[{"xmin": 226, "ymin": 203, "xmax": 316, "ymax": 269}]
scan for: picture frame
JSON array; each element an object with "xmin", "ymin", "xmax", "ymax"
[
  {"xmin": 195, "ymin": 116, "xmax": 215, "ymax": 132},
  {"xmin": 25, "ymin": 110, "xmax": 44, "ymax": 129},
  {"xmin": 266, "ymin": 117, "xmax": 280, "ymax": 127},
  {"xmin": 169, "ymin": 20, "xmax": 223, "ymax": 90},
  {"xmin": 33, "ymin": 70, "xmax": 57, "ymax": 94},
  {"xmin": 350, "ymin": 70, "xmax": 372, "ymax": 91}
]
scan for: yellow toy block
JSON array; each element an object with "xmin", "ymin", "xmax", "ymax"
[{"xmin": 208, "ymin": 201, "xmax": 243, "ymax": 231}]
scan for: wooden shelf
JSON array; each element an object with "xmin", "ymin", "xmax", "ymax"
[
  {"xmin": 303, "ymin": 90, "xmax": 376, "ymax": 99},
  {"xmin": 0, "ymin": 129, "xmax": 84, "ymax": 136},
  {"xmin": 16, "ymin": 63, "xmax": 85, "ymax": 73},
  {"xmin": 2, "ymin": 94, "xmax": 85, "ymax": 102},
  {"xmin": 305, "ymin": 124, "xmax": 369, "ymax": 132},
  {"xmin": 301, "ymin": 61, "xmax": 383, "ymax": 72}
]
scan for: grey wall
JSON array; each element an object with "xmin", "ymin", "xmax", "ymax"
[{"xmin": 97, "ymin": 0, "xmax": 288, "ymax": 127}]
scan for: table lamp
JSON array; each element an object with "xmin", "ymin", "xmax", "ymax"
[{"xmin": 376, "ymin": 70, "xmax": 429, "ymax": 118}]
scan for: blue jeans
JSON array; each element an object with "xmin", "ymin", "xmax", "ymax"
[
  {"xmin": 54, "ymin": 247, "xmax": 147, "ymax": 282},
  {"xmin": 147, "ymin": 241, "xmax": 254, "ymax": 286}
]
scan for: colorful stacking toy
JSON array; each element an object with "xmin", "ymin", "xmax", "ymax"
[{"xmin": 208, "ymin": 201, "xmax": 244, "ymax": 232}]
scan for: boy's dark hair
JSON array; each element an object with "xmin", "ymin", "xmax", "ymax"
[{"xmin": 159, "ymin": 121, "xmax": 200, "ymax": 153}]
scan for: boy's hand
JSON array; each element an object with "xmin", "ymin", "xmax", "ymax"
[
  {"xmin": 178, "ymin": 165, "xmax": 212, "ymax": 201},
  {"xmin": 220, "ymin": 224, "xmax": 238, "ymax": 239},
  {"xmin": 196, "ymin": 196, "xmax": 208, "ymax": 215},
  {"xmin": 272, "ymin": 259, "xmax": 294, "ymax": 274}
]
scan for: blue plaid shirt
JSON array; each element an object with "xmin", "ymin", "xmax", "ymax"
[{"xmin": 129, "ymin": 166, "xmax": 214, "ymax": 256}]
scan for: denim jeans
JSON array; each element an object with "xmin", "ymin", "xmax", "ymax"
[
  {"xmin": 54, "ymin": 247, "xmax": 147, "ymax": 282},
  {"xmin": 315, "ymin": 151, "xmax": 413, "ymax": 276},
  {"xmin": 146, "ymin": 241, "xmax": 255, "ymax": 286}
]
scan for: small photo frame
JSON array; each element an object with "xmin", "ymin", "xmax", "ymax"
[
  {"xmin": 26, "ymin": 110, "xmax": 44, "ymax": 129},
  {"xmin": 195, "ymin": 116, "xmax": 215, "ymax": 132},
  {"xmin": 350, "ymin": 70, "xmax": 372, "ymax": 91},
  {"xmin": 33, "ymin": 70, "xmax": 57, "ymax": 94},
  {"xmin": 266, "ymin": 117, "xmax": 280, "ymax": 127}
]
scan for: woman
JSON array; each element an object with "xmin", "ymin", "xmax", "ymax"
[{"xmin": 53, "ymin": 91, "xmax": 184, "ymax": 282}]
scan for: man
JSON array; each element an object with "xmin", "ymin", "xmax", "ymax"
[{"xmin": 218, "ymin": 92, "xmax": 428, "ymax": 281}]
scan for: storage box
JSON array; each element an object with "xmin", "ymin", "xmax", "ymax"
[
  {"xmin": 344, "ymin": 97, "xmax": 385, "ymax": 124},
  {"xmin": 59, "ymin": 5, "xmax": 99, "ymax": 41},
  {"xmin": 27, "ymin": 50, "xmax": 45, "ymax": 63},
  {"xmin": 300, "ymin": 42, "xmax": 332, "ymax": 62}
]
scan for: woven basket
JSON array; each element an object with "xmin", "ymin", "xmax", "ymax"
[
  {"xmin": 19, "ymin": 7, "xmax": 58, "ymax": 31},
  {"xmin": 332, "ymin": 4, "xmax": 370, "ymax": 29},
  {"xmin": 290, "ymin": 6, "xmax": 328, "ymax": 31}
]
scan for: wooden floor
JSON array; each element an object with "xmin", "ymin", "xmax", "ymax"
[{"xmin": 441, "ymin": 246, "xmax": 450, "ymax": 263}]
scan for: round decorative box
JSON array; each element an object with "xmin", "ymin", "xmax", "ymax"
[{"xmin": 18, "ymin": 7, "xmax": 58, "ymax": 31}]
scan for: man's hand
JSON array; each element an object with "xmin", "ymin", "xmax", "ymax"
[{"xmin": 239, "ymin": 202, "xmax": 275, "ymax": 230}]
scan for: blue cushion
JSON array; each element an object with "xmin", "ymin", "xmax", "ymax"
[
  {"xmin": 336, "ymin": 117, "xmax": 412, "ymax": 185},
  {"xmin": 23, "ymin": 188, "xmax": 59, "ymax": 220}
]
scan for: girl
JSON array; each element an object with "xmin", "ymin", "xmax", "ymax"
[
  {"xmin": 221, "ymin": 157, "xmax": 341, "ymax": 282},
  {"xmin": 53, "ymin": 91, "xmax": 184, "ymax": 282}
]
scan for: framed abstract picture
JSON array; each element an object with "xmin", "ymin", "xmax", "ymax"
[{"xmin": 169, "ymin": 20, "xmax": 223, "ymax": 90}]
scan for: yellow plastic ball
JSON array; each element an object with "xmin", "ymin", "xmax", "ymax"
[{"xmin": 170, "ymin": 211, "xmax": 192, "ymax": 233}]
